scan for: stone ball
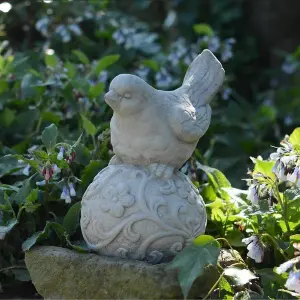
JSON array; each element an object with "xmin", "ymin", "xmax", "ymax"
[{"xmin": 81, "ymin": 164, "xmax": 206, "ymax": 264}]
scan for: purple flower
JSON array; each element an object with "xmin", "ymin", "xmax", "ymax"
[
  {"xmin": 69, "ymin": 183, "xmax": 76, "ymax": 197},
  {"xmin": 285, "ymin": 271, "xmax": 300, "ymax": 294},
  {"xmin": 242, "ymin": 235, "xmax": 264, "ymax": 263},
  {"xmin": 222, "ymin": 87, "xmax": 232, "ymax": 101},
  {"xmin": 208, "ymin": 36, "xmax": 221, "ymax": 53},
  {"xmin": 282, "ymin": 57, "xmax": 298, "ymax": 74},
  {"xmin": 60, "ymin": 186, "xmax": 71, "ymax": 204},
  {"xmin": 247, "ymin": 184, "xmax": 259, "ymax": 205},
  {"xmin": 57, "ymin": 146, "xmax": 65, "ymax": 160},
  {"xmin": 135, "ymin": 66, "xmax": 150, "ymax": 81},
  {"xmin": 287, "ymin": 166, "xmax": 300, "ymax": 186},
  {"xmin": 22, "ymin": 164, "xmax": 31, "ymax": 176}
]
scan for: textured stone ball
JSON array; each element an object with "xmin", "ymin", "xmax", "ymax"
[{"xmin": 80, "ymin": 164, "xmax": 207, "ymax": 263}]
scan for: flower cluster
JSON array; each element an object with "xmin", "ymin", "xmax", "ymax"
[
  {"xmin": 42, "ymin": 164, "xmax": 60, "ymax": 182},
  {"xmin": 246, "ymin": 138, "xmax": 300, "ymax": 207},
  {"xmin": 276, "ymin": 244, "xmax": 300, "ymax": 294},
  {"xmin": 57, "ymin": 146, "xmax": 76, "ymax": 163},
  {"xmin": 60, "ymin": 183, "xmax": 76, "ymax": 204}
]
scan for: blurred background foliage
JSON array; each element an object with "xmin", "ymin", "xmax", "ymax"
[{"xmin": 0, "ymin": 0, "xmax": 300, "ymax": 297}]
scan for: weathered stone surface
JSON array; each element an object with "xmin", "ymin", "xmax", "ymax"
[{"xmin": 25, "ymin": 246, "xmax": 241, "ymax": 299}]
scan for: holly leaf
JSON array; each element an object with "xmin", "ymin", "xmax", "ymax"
[
  {"xmin": 167, "ymin": 235, "xmax": 220, "ymax": 299},
  {"xmin": 63, "ymin": 201, "xmax": 81, "ymax": 236},
  {"xmin": 42, "ymin": 124, "xmax": 58, "ymax": 150}
]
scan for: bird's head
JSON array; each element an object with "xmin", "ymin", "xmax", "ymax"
[{"xmin": 105, "ymin": 74, "xmax": 151, "ymax": 116}]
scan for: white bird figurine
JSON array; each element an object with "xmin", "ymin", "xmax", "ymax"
[{"xmin": 104, "ymin": 49, "xmax": 225, "ymax": 178}]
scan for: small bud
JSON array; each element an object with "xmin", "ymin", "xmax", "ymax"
[
  {"xmin": 69, "ymin": 183, "xmax": 76, "ymax": 197},
  {"xmin": 57, "ymin": 146, "xmax": 65, "ymax": 160}
]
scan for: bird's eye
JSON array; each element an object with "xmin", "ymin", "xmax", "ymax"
[{"xmin": 124, "ymin": 92, "xmax": 131, "ymax": 99}]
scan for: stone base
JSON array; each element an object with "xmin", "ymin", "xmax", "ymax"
[{"xmin": 25, "ymin": 246, "xmax": 242, "ymax": 299}]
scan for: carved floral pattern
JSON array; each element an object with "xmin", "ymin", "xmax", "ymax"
[
  {"xmin": 81, "ymin": 165, "xmax": 207, "ymax": 263},
  {"xmin": 99, "ymin": 183, "xmax": 135, "ymax": 218},
  {"xmin": 175, "ymin": 179, "xmax": 198, "ymax": 204}
]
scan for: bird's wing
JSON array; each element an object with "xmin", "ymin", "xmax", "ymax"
[
  {"xmin": 182, "ymin": 49, "xmax": 225, "ymax": 110},
  {"xmin": 167, "ymin": 93, "xmax": 211, "ymax": 143}
]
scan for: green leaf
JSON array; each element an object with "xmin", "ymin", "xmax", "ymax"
[
  {"xmin": 74, "ymin": 144, "xmax": 91, "ymax": 165},
  {"xmin": 63, "ymin": 202, "xmax": 81, "ymax": 236},
  {"xmin": 0, "ymin": 80, "xmax": 8, "ymax": 94},
  {"xmin": 81, "ymin": 114, "xmax": 96, "ymax": 136},
  {"xmin": 0, "ymin": 219, "xmax": 18, "ymax": 240},
  {"xmin": 42, "ymin": 123, "xmax": 58, "ymax": 149},
  {"xmin": 290, "ymin": 234, "xmax": 300, "ymax": 242},
  {"xmin": 21, "ymin": 73, "xmax": 37, "ymax": 99},
  {"xmin": 0, "ymin": 155, "xmax": 23, "ymax": 178},
  {"xmin": 10, "ymin": 268, "xmax": 31, "ymax": 282},
  {"xmin": 22, "ymin": 221, "xmax": 66, "ymax": 251},
  {"xmin": 0, "ymin": 108, "xmax": 15, "ymax": 127},
  {"xmin": 26, "ymin": 188, "xmax": 38, "ymax": 203},
  {"xmin": 167, "ymin": 235, "xmax": 220, "ymax": 299},
  {"xmin": 72, "ymin": 50, "xmax": 90, "ymax": 65},
  {"xmin": 89, "ymin": 82, "xmax": 105, "ymax": 98},
  {"xmin": 72, "ymin": 133, "xmax": 83, "ymax": 148},
  {"xmin": 65, "ymin": 61, "xmax": 77, "ymax": 78},
  {"xmin": 218, "ymin": 276, "xmax": 234, "ymax": 295},
  {"xmin": 224, "ymin": 267, "xmax": 257, "ymax": 285},
  {"xmin": 253, "ymin": 159, "xmax": 275, "ymax": 180},
  {"xmin": 201, "ymin": 183, "xmax": 217, "ymax": 202},
  {"xmin": 93, "ymin": 54, "xmax": 120, "ymax": 75},
  {"xmin": 22, "ymin": 231, "xmax": 44, "ymax": 251},
  {"xmin": 13, "ymin": 178, "xmax": 32, "ymax": 205},
  {"xmin": 193, "ymin": 23, "xmax": 214, "ymax": 36},
  {"xmin": 41, "ymin": 111, "xmax": 60, "ymax": 125},
  {"xmin": 289, "ymin": 128, "xmax": 300, "ymax": 147},
  {"xmin": 142, "ymin": 59, "xmax": 159, "ymax": 71},
  {"xmin": 33, "ymin": 150, "xmax": 49, "ymax": 161},
  {"xmin": 45, "ymin": 53, "xmax": 58, "ymax": 68},
  {"xmin": 81, "ymin": 160, "xmax": 105, "ymax": 187}
]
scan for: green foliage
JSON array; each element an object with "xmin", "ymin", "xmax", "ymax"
[
  {"xmin": 1, "ymin": 0, "xmax": 300, "ymax": 298},
  {"xmin": 167, "ymin": 235, "xmax": 220, "ymax": 298}
]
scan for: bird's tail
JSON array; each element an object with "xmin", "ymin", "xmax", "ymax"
[{"xmin": 182, "ymin": 49, "xmax": 225, "ymax": 110}]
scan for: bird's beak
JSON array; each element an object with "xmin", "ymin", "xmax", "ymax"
[
  {"xmin": 105, "ymin": 90, "xmax": 119, "ymax": 110},
  {"xmin": 104, "ymin": 90, "xmax": 116, "ymax": 102}
]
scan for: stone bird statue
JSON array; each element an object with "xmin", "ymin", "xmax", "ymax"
[{"xmin": 104, "ymin": 49, "xmax": 225, "ymax": 178}]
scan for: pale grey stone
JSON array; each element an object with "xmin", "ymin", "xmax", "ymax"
[{"xmin": 81, "ymin": 50, "xmax": 225, "ymax": 262}]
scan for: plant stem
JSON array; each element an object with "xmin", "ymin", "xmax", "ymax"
[
  {"xmin": 261, "ymin": 233, "xmax": 287, "ymax": 260},
  {"xmin": 0, "ymin": 266, "xmax": 26, "ymax": 273},
  {"xmin": 202, "ymin": 262, "xmax": 249, "ymax": 299}
]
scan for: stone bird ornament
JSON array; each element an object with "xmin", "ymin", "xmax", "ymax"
[{"xmin": 105, "ymin": 49, "xmax": 225, "ymax": 178}]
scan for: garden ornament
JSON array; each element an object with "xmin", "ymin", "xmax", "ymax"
[{"xmin": 81, "ymin": 49, "xmax": 224, "ymax": 263}]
